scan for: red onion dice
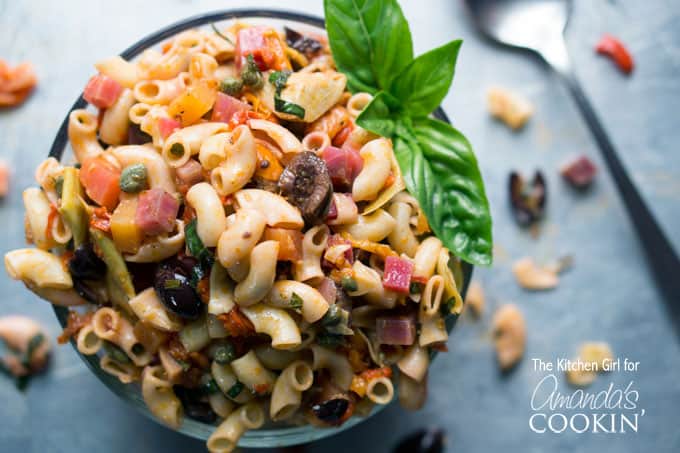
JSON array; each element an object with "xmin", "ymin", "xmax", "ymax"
[
  {"xmin": 376, "ymin": 316, "xmax": 416, "ymax": 346},
  {"xmin": 561, "ymin": 155, "xmax": 597, "ymax": 189}
]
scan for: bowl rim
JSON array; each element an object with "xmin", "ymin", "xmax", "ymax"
[{"xmin": 49, "ymin": 8, "xmax": 473, "ymax": 448}]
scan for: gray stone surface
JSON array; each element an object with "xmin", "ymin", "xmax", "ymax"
[{"xmin": 1, "ymin": 0, "xmax": 679, "ymax": 452}]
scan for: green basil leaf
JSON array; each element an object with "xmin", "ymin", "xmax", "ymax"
[
  {"xmin": 274, "ymin": 98, "xmax": 306, "ymax": 118},
  {"xmin": 324, "ymin": 0, "xmax": 413, "ymax": 93},
  {"xmin": 390, "ymin": 40, "xmax": 462, "ymax": 117},
  {"xmin": 394, "ymin": 117, "xmax": 492, "ymax": 266},
  {"xmin": 355, "ymin": 91, "xmax": 401, "ymax": 137}
]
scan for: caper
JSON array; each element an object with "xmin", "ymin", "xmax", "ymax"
[
  {"xmin": 219, "ymin": 76, "xmax": 243, "ymax": 96},
  {"xmin": 119, "ymin": 163, "xmax": 148, "ymax": 193}
]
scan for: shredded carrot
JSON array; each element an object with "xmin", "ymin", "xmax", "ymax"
[
  {"xmin": 340, "ymin": 232, "xmax": 397, "ymax": 258},
  {"xmin": 161, "ymin": 41, "xmax": 173, "ymax": 54},
  {"xmin": 182, "ymin": 205, "xmax": 196, "ymax": 223},
  {"xmin": 360, "ymin": 366, "xmax": 392, "ymax": 382},
  {"xmin": 254, "ymin": 383, "xmax": 270, "ymax": 395},
  {"xmin": 255, "ymin": 143, "xmax": 284, "ymax": 181},
  {"xmin": 383, "ymin": 173, "xmax": 395, "ymax": 189}
]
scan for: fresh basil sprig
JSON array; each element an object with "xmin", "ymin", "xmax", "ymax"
[
  {"xmin": 268, "ymin": 71, "xmax": 306, "ymax": 119},
  {"xmin": 324, "ymin": 0, "xmax": 493, "ymax": 265}
]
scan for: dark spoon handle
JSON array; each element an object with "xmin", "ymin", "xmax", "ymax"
[{"xmin": 558, "ymin": 69, "xmax": 680, "ymax": 312}]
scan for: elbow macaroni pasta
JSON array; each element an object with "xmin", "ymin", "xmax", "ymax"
[{"xmin": 3, "ymin": 21, "xmax": 471, "ymax": 451}]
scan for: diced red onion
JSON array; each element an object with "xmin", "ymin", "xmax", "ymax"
[
  {"xmin": 322, "ymin": 146, "xmax": 364, "ymax": 192},
  {"xmin": 561, "ymin": 155, "xmax": 597, "ymax": 188},
  {"xmin": 316, "ymin": 277, "xmax": 337, "ymax": 304},
  {"xmin": 326, "ymin": 198, "xmax": 338, "ymax": 220},
  {"xmin": 376, "ymin": 316, "xmax": 416, "ymax": 345}
]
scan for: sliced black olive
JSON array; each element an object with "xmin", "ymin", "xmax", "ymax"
[
  {"xmin": 173, "ymin": 385, "xmax": 218, "ymax": 424},
  {"xmin": 284, "ymin": 27, "xmax": 323, "ymax": 58},
  {"xmin": 393, "ymin": 427, "xmax": 446, "ymax": 453},
  {"xmin": 154, "ymin": 266, "xmax": 204, "ymax": 319},
  {"xmin": 278, "ymin": 151, "xmax": 333, "ymax": 225},
  {"xmin": 311, "ymin": 398, "xmax": 349, "ymax": 425},
  {"xmin": 73, "ymin": 279, "xmax": 104, "ymax": 304},
  {"xmin": 509, "ymin": 170, "xmax": 546, "ymax": 227},
  {"xmin": 68, "ymin": 243, "xmax": 106, "ymax": 281}
]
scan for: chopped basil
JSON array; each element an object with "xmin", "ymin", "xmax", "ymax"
[
  {"xmin": 316, "ymin": 332, "xmax": 346, "ymax": 348},
  {"xmin": 409, "ymin": 281, "xmax": 423, "ymax": 294},
  {"xmin": 268, "ymin": 70, "xmax": 306, "ymax": 119},
  {"xmin": 226, "ymin": 381, "xmax": 244, "ymax": 399},
  {"xmin": 185, "ymin": 218, "xmax": 214, "ymax": 273},
  {"xmin": 440, "ymin": 297, "xmax": 456, "ymax": 316},
  {"xmin": 290, "ymin": 292, "xmax": 303, "ymax": 310}
]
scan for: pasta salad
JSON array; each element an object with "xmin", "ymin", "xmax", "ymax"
[{"xmin": 4, "ymin": 5, "xmax": 486, "ymax": 452}]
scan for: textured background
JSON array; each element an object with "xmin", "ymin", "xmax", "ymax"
[{"xmin": 1, "ymin": 0, "xmax": 679, "ymax": 452}]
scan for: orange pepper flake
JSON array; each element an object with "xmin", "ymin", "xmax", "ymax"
[
  {"xmin": 196, "ymin": 277, "xmax": 210, "ymax": 304},
  {"xmin": 90, "ymin": 206, "xmax": 111, "ymax": 233},
  {"xmin": 430, "ymin": 342, "xmax": 449, "ymax": 353},
  {"xmin": 359, "ymin": 366, "xmax": 392, "ymax": 382},
  {"xmin": 383, "ymin": 173, "xmax": 395, "ymax": 189},
  {"xmin": 161, "ymin": 41, "xmax": 173, "ymax": 54},
  {"xmin": 253, "ymin": 383, "xmax": 270, "ymax": 395},
  {"xmin": 57, "ymin": 310, "xmax": 93, "ymax": 344}
]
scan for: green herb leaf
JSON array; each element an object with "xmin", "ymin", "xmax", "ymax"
[
  {"xmin": 269, "ymin": 71, "xmax": 306, "ymax": 119},
  {"xmin": 274, "ymin": 98, "xmax": 306, "ymax": 118},
  {"xmin": 355, "ymin": 91, "xmax": 400, "ymax": 137},
  {"xmin": 324, "ymin": 0, "xmax": 413, "ymax": 93},
  {"xmin": 394, "ymin": 118, "xmax": 492, "ymax": 265},
  {"xmin": 316, "ymin": 332, "xmax": 346, "ymax": 348},
  {"xmin": 186, "ymin": 218, "xmax": 215, "ymax": 271},
  {"xmin": 211, "ymin": 23, "xmax": 234, "ymax": 45},
  {"xmin": 290, "ymin": 292, "xmax": 304, "ymax": 310},
  {"xmin": 226, "ymin": 381, "xmax": 244, "ymax": 399},
  {"xmin": 389, "ymin": 40, "xmax": 462, "ymax": 117}
]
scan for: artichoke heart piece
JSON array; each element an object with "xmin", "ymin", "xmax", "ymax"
[{"xmin": 261, "ymin": 71, "xmax": 346, "ymax": 123}]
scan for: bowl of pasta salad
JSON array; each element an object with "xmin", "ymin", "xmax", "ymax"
[{"xmin": 4, "ymin": 6, "xmax": 483, "ymax": 451}]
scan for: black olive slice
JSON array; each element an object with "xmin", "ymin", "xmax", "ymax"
[{"xmin": 279, "ymin": 151, "xmax": 333, "ymax": 226}]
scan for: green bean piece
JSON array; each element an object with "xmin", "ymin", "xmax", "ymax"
[
  {"xmin": 91, "ymin": 229, "xmax": 135, "ymax": 312},
  {"xmin": 119, "ymin": 163, "xmax": 148, "ymax": 193},
  {"xmin": 58, "ymin": 167, "xmax": 87, "ymax": 246},
  {"xmin": 200, "ymin": 374, "xmax": 220, "ymax": 395},
  {"xmin": 219, "ymin": 77, "xmax": 243, "ymax": 96}
]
